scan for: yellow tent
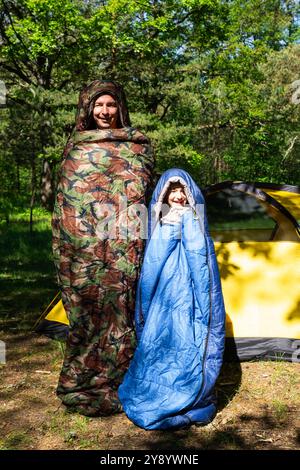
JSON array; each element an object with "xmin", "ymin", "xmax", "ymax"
[{"xmin": 36, "ymin": 182, "xmax": 300, "ymax": 361}]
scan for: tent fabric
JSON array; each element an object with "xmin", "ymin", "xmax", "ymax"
[
  {"xmin": 204, "ymin": 181, "xmax": 300, "ymax": 230},
  {"xmin": 35, "ymin": 299, "xmax": 68, "ymax": 340},
  {"xmin": 118, "ymin": 169, "xmax": 226, "ymax": 430},
  {"xmin": 43, "ymin": 299, "xmax": 68, "ymax": 325},
  {"xmin": 37, "ymin": 180, "xmax": 299, "ymax": 364},
  {"xmin": 224, "ymin": 337, "xmax": 300, "ymax": 362},
  {"xmin": 205, "ymin": 181, "xmax": 300, "ymax": 363},
  {"xmin": 35, "ymin": 319, "xmax": 68, "ymax": 341},
  {"xmin": 258, "ymin": 188, "xmax": 300, "ymax": 225}
]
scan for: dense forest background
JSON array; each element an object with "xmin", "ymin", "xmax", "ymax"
[{"xmin": 0, "ymin": 0, "xmax": 300, "ymax": 216}]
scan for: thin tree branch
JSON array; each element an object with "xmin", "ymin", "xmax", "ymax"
[
  {"xmin": 0, "ymin": 62, "xmax": 33, "ymax": 85},
  {"xmin": 283, "ymin": 136, "xmax": 298, "ymax": 161}
]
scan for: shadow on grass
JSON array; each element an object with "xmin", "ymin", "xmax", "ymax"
[
  {"xmin": 139, "ymin": 427, "xmax": 249, "ymax": 450},
  {"xmin": 215, "ymin": 360, "xmax": 242, "ymax": 413},
  {"xmin": 136, "ymin": 404, "xmax": 298, "ymax": 450}
]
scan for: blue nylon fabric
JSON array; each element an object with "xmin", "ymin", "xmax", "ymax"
[{"xmin": 118, "ymin": 169, "xmax": 226, "ymax": 430}]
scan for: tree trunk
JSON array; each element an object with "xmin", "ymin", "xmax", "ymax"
[
  {"xmin": 16, "ymin": 162, "xmax": 20, "ymax": 191},
  {"xmin": 29, "ymin": 153, "xmax": 36, "ymax": 234},
  {"xmin": 41, "ymin": 159, "xmax": 54, "ymax": 211}
]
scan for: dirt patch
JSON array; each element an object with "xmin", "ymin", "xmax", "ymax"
[{"xmin": 0, "ymin": 332, "xmax": 299, "ymax": 450}]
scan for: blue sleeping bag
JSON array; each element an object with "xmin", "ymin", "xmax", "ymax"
[{"xmin": 118, "ymin": 169, "xmax": 226, "ymax": 430}]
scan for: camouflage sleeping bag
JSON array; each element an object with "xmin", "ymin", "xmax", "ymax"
[{"xmin": 52, "ymin": 81, "xmax": 154, "ymax": 416}]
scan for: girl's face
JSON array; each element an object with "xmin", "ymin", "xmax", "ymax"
[{"xmin": 167, "ymin": 185, "xmax": 187, "ymax": 207}]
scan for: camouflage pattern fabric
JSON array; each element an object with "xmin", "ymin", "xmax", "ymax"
[{"xmin": 52, "ymin": 85, "xmax": 154, "ymax": 416}]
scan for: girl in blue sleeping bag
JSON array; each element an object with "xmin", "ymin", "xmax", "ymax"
[{"xmin": 118, "ymin": 168, "xmax": 226, "ymax": 430}]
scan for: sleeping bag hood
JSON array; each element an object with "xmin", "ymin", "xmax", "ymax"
[{"xmin": 118, "ymin": 168, "xmax": 226, "ymax": 430}]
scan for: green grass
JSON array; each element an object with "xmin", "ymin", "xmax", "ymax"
[
  {"xmin": 271, "ymin": 400, "xmax": 289, "ymax": 422},
  {"xmin": 0, "ymin": 209, "xmax": 58, "ymax": 331},
  {"xmin": 0, "ymin": 431, "xmax": 33, "ymax": 450}
]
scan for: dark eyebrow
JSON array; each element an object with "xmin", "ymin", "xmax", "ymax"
[{"xmin": 94, "ymin": 99, "xmax": 117, "ymax": 105}]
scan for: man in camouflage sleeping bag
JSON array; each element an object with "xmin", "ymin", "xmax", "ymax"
[{"xmin": 52, "ymin": 80, "xmax": 154, "ymax": 416}]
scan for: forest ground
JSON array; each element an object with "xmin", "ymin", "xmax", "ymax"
[
  {"xmin": 0, "ymin": 214, "xmax": 299, "ymax": 451},
  {"xmin": 0, "ymin": 331, "xmax": 299, "ymax": 451}
]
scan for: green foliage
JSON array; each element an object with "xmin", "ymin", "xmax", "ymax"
[
  {"xmin": 0, "ymin": 0, "xmax": 299, "ymax": 218},
  {"xmin": 0, "ymin": 211, "xmax": 57, "ymax": 330}
]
